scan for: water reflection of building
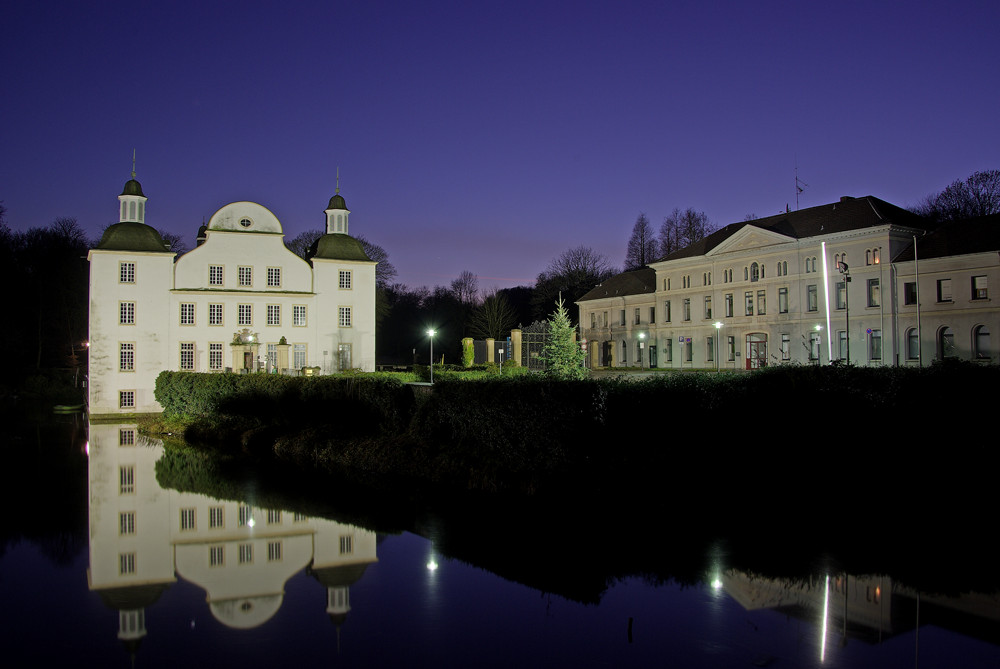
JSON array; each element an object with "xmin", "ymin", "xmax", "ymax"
[
  {"xmin": 87, "ymin": 422, "xmax": 377, "ymax": 657},
  {"xmin": 722, "ymin": 570, "xmax": 1000, "ymax": 652}
]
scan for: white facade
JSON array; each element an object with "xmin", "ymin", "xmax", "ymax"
[
  {"xmin": 88, "ymin": 177, "xmax": 377, "ymax": 416},
  {"xmin": 579, "ymin": 197, "xmax": 999, "ymax": 370}
]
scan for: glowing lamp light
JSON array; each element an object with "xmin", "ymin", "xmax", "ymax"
[{"xmin": 427, "ymin": 558, "xmax": 439, "ymax": 571}]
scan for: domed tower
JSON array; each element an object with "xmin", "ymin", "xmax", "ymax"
[
  {"xmin": 324, "ymin": 170, "xmax": 350, "ymax": 235},
  {"xmin": 118, "ymin": 152, "xmax": 148, "ymax": 224}
]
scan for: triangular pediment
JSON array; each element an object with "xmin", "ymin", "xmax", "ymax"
[{"xmin": 708, "ymin": 225, "xmax": 795, "ymax": 256}]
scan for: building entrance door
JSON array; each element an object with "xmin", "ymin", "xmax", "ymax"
[
  {"xmin": 244, "ymin": 351, "xmax": 253, "ymax": 370},
  {"xmin": 746, "ymin": 333, "xmax": 767, "ymax": 369},
  {"xmin": 602, "ymin": 341, "xmax": 612, "ymax": 367}
]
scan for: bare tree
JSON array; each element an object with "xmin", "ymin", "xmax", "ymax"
[
  {"xmin": 532, "ymin": 246, "xmax": 617, "ymax": 323},
  {"xmin": 286, "ymin": 229, "xmax": 324, "ymax": 258},
  {"xmin": 468, "ymin": 289, "xmax": 518, "ymax": 340},
  {"xmin": 156, "ymin": 228, "xmax": 189, "ymax": 254},
  {"xmin": 450, "ymin": 270, "xmax": 480, "ymax": 305},
  {"xmin": 659, "ymin": 208, "xmax": 714, "ymax": 256},
  {"xmin": 913, "ymin": 169, "xmax": 1000, "ymax": 223},
  {"xmin": 356, "ymin": 234, "xmax": 397, "ymax": 289},
  {"xmin": 624, "ymin": 213, "xmax": 659, "ymax": 270}
]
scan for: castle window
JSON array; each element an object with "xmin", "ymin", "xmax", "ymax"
[
  {"xmin": 120, "ymin": 262, "xmax": 135, "ymax": 283},
  {"xmin": 293, "ymin": 305, "xmax": 307, "ymax": 327},
  {"xmin": 180, "ymin": 342, "xmax": 195, "ymax": 370},
  {"xmin": 209, "ymin": 343, "xmax": 223, "ymax": 370},
  {"xmin": 267, "ymin": 267, "xmax": 281, "ymax": 287},
  {"xmin": 238, "ymin": 266, "xmax": 253, "ymax": 287},
  {"xmin": 239, "ymin": 217, "xmax": 253, "ymax": 229},
  {"xmin": 120, "ymin": 302, "xmax": 135, "ymax": 325},
  {"xmin": 339, "ymin": 306, "xmax": 352, "ymax": 328},
  {"xmin": 120, "ymin": 343, "xmax": 134, "ymax": 371},
  {"xmin": 266, "ymin": 305, "xmax": 281, "ymax": 326},
  {"xmin": 339, "ymin": 270, "xmax": 352, "ymax": 289},
  {"xmin": 238, "ymin": 304, "xmax": 252, "ymax": 326},
  {"xmin": 180, "ymin": 303, "xmax": 195, "ymax": 325},
  {"xmin": 209, "ymin": 303, "xmax": 223, "ymax": 325},
  {"xmin": 209, "ymin": 265, "xmax": 223, "ymax": 286}
]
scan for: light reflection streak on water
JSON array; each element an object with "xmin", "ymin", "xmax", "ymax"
[{"xmin": 820, "ymin": 573, "xmax": 830, "ymax": 663}]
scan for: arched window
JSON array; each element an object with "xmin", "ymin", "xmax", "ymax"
[
  {"xmin": 974, "ymin": 325, "xmax": 991, "ymax": 359},
  {"xmin": 782, "ymin": 261, "xmax": 787, "ymax": 275},
  {"xmin": 906, "ymin": 328, "xmax": 919, "ymax": 359},
  {"xmin": 750, "ymin": 262, "xmax": 759, "ymax": 282},
  {"xmin": 744, "ymin": 267, "xmax": 748, "ymax": 281},
  {"xmin": 129, "ymin": 200, "xmax": 136, "ymax": 220},
  {"xmin": 866, "ymin": 250, "xmax": 871, "ymax": 265},
  {"xmin": 938, "ymin": 326, "xmax": 956, "ymax": 360}
]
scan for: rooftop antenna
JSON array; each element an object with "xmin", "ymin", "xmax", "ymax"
[
  {"xmin": 795, "ymin": 160, "xmax": 808, "ymax": 210},
  {"xmin": 131, "ymin": 148, "xmax": 137, "ymax": 180}
]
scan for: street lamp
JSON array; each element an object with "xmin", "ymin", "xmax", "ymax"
[
  {"xmin": 638, "ymin": 333, "xmax": 646, "ymax": 369},
  {"xmin": 837, "ymin": 261, "xmax": 851, "ymax": 364},
  {"xmin": 427, "ymin": 329, "xmax": 436, "ymax": 383},
  {"xmin": 714, "ymin": 321, "xmax": 723, "ymax": 372}
]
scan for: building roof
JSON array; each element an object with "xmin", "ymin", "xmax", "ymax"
[
  {"xmin": 309, "ymin": 233, "xmax": 372, "ymax": 261},
  {"xmin": 327, "ymin": 193, "xmax": 348, "ymax": 210},
  {"xmin": 894, "ymin": 213, "xmax": 1000, "ymax": 261},
  {"xmin": 660, "ymin": 196, "xmax": 930, "ymax": 262},
  {"xmin": 120, "ymin": 178, "xmax": 145, "ymax": 197},
  {"xmin": 577, "ymin": 267, "xmax": 655, "ymax": 302},
  {"xmin": 94, "ymin": 221, "xmax": 172, "ymax": 252}
]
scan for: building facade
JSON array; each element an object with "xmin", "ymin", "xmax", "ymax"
[
  {"xmin": 88, "ymin": 175, "xmax": 376, "ymax": 416},
  {"xmin": 578, "ymin": 197, "xmax": 998, "ymax": 370}
]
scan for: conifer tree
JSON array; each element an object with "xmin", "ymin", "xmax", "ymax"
[{"xmin": 540, "ymin": 295, "xmax": 587, "ymax": 379}]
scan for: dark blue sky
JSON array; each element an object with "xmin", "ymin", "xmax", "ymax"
[{"xmin": 3, "ymin": 1, "xmax": 997, "ymax": 289}]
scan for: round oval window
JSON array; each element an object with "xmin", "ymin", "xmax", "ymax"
[{"xmin": 239, "ymin": 217, "xmax": 253, "ymax": 228}]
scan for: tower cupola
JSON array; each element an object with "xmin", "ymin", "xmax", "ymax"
[
  {"xmin": 118, "ymin": 151, "xmax": 148, "ymax": 224},
  {"xmin": 324, "ymin": 169, "xmax": 350, "ymax": 234}
]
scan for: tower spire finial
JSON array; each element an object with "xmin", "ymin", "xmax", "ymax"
[
  {"xmin": 131, "ymin": 148, "xmax": 136, "ymax": 180},
  {"xmin": 335, "ymin": 166, "xmax": 340, "ymax": 194}
]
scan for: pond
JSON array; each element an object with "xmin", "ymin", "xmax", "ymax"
[{"xmin": 1, "ymin": 418, "xmax": 997, "ymax": 667}]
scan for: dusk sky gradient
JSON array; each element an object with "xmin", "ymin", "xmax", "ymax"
[{"xmin": 3, "ymin": 0, "xmax": 998, "ymax": 290}]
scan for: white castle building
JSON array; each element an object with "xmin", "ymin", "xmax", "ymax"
[{"xmin": 87, "ymin": 173, "xmax": 376, "ymax": 416}]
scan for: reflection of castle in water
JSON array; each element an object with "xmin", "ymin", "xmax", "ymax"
[{"xmin": 86, "ymin": 423, "xmax": 377, "ymax": 655}]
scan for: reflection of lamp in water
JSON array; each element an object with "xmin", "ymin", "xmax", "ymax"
[{"xmin": 427, "ymin": 556, "xmax": 439, "ymax": 571}]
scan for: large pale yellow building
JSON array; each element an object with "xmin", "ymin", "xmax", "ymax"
[{"xmin": 579, "ymin": 197, "xmax": 999, "ymax": 369}]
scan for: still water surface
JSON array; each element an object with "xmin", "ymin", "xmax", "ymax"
[{"xmin": 1, "ymin": 419, "xmax": 997, "ymax": 668}]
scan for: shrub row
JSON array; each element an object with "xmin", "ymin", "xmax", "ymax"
[{"xmin": 154, "ymin": 371, "xmax": 415, "ymax": 438}]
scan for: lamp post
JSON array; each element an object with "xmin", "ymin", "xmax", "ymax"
[
  {"xmin": 427, "ymin": 329, "xmax": 436, "ymax": 383},
  {"xmin": 638, "ymin": 333, "xmax": 645, "ymax": 370},
  {"xmin": 714, "ymin": 321, "xmax": 723, "ymax": 372},
  {"xmin": 837, "ymin": 261, "xmax": 851, "ymax": 364}
]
